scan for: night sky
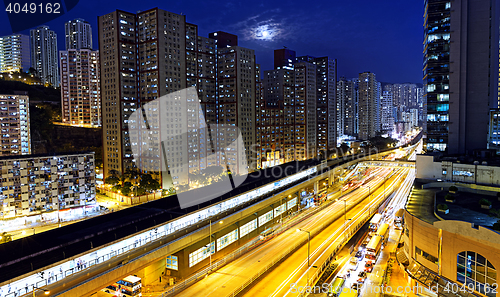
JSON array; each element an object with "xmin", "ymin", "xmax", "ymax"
[{"xmin": 0, "ymin": 0, "xmax": 423, "ymax": 84}]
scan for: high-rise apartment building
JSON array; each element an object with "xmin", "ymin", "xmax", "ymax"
[
  {"xmin": 417, "ymin": 87, "xmax": 424, "ymax": 124},
  {"xmin": 99, "ymin": 9, "xmax": 255, "ymax": 188},
  {"xmin": 261, "ymin": 68, "xmax": 289, "ymax": 166},
  {"xmin": 257, "ymin": 50, "xmax": 320, "ymax": 168},
  {"xmin": 292, "ymin": 61, "xmax": 317, "ymax": 160},
  {"xmin": 337, "ymin": 77, "xmax": 358, "ymax": 137},
  {"xmin": 0, "ymin": 93, "xmax": 30, "ymax": 156},
  {"xmin": 216, "ymin": 46, "xmax": 257, "ymax": 173},
  {"xmin": 60, "ymin": 49, "xmax": 101, "ymax": 127},
  {"xmin": 99, "ymin": 9, "xmax": 187, "ymax": 186},
  {"xmin": 358, "ymin": 72, "xmax": 379, "ymax": 140},
  {"xmin": 0, "ymin": 152, "xmax": 95, "ymax": 218},
  {"xmin": 381, "ymin": 89, "xmax": 394, "ymax": 133},
  {"xmin": 424, "ymin": 0, "xmax": 500, "ymax": 153},
  {"xmin": 0, "ymin": 34, "xmax": 30, "ymax": 73},
  {"xmin": 208, "ymin": 31, "xmax": 237, "ymax": 48},
  {"xmin": 30, "ymin": 26, "xmax": 59, "ymax": 87},
  {"xmin": 297, "ymin": 55, "xmax": 337, "ymax": 155},
  {"xmin": 65, "ymin": 19, "xmax": 92, "ymax": 50},
  {"xmin": 274, "ymin": 48, "xmax": 296, "ymax": 69}
]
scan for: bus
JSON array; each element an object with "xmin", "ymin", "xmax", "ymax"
[
  {"xmin": 375, "ymin": 223, "xmax": 390, "ymax": 246},
  {"xmin": 259, "ymin": 227, "xmax": 274, "ymax": 240},
  {"xmin": 328, "ymin": 277, "xmax": 345, "ymax": 297},
  {"xmin": 394, "ymin": 209, "xmax": 404, "ymax": 229},
  {"xmin": 116, "ymin": 275, "xmax": 142, "ymax": 297},
  {"xmin": 369, "ymin": 213, "xmax": 382, "ymax": 231},
  {"xmin": 365, "ymin": 235, "xmax": 382, "ymax": 260},
  {"xmin": 338, "ymin": 288, "xmax": 358, "ymax": 297}
]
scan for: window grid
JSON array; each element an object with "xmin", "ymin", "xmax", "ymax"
[
  {"xmin": 189, "ymin": 241, "xmax": 214, "ymax": 267},
  {"xmin": 166, "ymin": 255, "xmax": 178, "ymax": 270},
  {"xmin": 240, "ymin": 219, "xmax": 257, "ymax": 238},
  {"xmin": 457, "ymin": 251, "xmax": 496, "ymax": 297},
  {"xmin": 258, "ymin": 210, "xmax": 273, "ymax": 227},
  {"xmin": 217, "ymin": 229, "xmax": 238, "ymax": 251},
  {"xmin": 274, "ymin": 204, "xmax": 286, "ymax": 217},
  {"xmin": 287, "ymin": 197, "xmax": 297, "ymax": 210}
]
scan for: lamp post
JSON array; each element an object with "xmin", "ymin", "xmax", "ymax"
[
  {"xmin": 32, "ymin": 285, "xmax": 50, "ymax": 297},
  {"xmin": 297, "ymin": 228, "xmax": 311, "ymax": 285},
  {"xmin": 296, "ymin": 229, "xmax": 311, "ymax": 267},
  {"xmin": 343, "ymin": 200, "xmax": 349, "ymax": 242},
  {"xmin": 364, "ymin": 185, "xmax": 372, "ymax": 214},
  {"xmin": 208, "ymin": 219, "xmax": 223, "ymax": 268}
]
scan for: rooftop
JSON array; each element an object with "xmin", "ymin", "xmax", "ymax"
[{"xmin": 407, "ymin": 180, "xmax": 500, "ymax": 228}]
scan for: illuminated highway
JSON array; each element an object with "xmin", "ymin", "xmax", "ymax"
[
  {"xmin": 240, "ymin": 169, "xmax": 410, "ymax": 297},
  {"xmin": 165, "ymin": 166, "xmax": 410, "ymax": 297}
]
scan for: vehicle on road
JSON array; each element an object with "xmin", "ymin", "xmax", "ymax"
[
  {"xmin": 101, "ymin": 284, "xmax": 118, "ymax": 296},
  {"xmin": 328, "ymin": 277, "xmax": 345, "ymax": 297},
  {"xmin": 116, "ymin": 275, "xmax": 142, "ymax": 297}
]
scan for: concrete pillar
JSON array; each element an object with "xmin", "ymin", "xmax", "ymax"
[
  {"xmin": 314, "ymin": 181, "xmax": 319, "ymax": 195},
  {"xmin": 136, "ymin": 257, "xmax": 165, "ymax": 285}
]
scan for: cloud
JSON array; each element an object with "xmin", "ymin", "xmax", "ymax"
[{"xmin": 231, "ymin": 9, "xmax": 297, "ymax": 42}]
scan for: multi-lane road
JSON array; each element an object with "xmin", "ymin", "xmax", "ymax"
[{"xmin": 167, "ymin": 166, "xmax": 411, "ymax": 297}]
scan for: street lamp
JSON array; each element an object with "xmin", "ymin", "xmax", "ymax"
[
  {"xmin": 32, "ymin": 285, "xmax": 50, "ymax": 296},
  {"xmin": 209, "ymin": 219, "xmax": 223, "ymax": 268},
  {"xmin": 363, "ymin": 185, "xmax": 372, "ymax": 214},
  {"xmin": 296, "ymin": 229, "xmax": 311, "ymax": 267}
]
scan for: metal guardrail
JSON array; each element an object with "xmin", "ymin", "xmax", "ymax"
[
  {"xmin": 223, "ymin": 176, "xmax": 398, "ymax": 297},
  {"xmin": 159, "ymin": 191, "xmax": 344, "ymax": 297}
]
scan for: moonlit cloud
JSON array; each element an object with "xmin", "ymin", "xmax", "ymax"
[{"xmin": 232, "ymin": 9, "xmax": 294, "ymax": 42}]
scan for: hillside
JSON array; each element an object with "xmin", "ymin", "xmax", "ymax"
[{"xmin": 0, "ymin": 79, "xmax": 60, "ymax": 103}]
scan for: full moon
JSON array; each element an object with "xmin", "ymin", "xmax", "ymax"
[{"xmin": 262, "ymin": 30, "xmax": 269, "ymax": 38}]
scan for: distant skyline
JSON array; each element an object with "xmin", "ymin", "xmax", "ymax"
[{"xmin": 0, "ymin": 0, "xmax": 423, "ymax": 83}]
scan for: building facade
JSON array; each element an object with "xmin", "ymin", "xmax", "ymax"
[
  {"xmin": 0, "ymin": 152, "xmax": 95, "ymax": 218},
  {"xmin": 65, "ymin": 18, "xmax": 93, "ymax": 50},
  {"xmin": 30, "ymin": 26, "xmax": 59, "ymax": 87},
  {"xmin": 381, "ymin": 89, "xmax": 394, "ymax": 134},
  {"xmin": 424, "ymin": 0, "xmax": 500, "ymax": 153},
  {"xmin": 216, "ymin": 46, "xmax": 257, "ymax": 173},
  {"xmin": 297, "ymin": 55, "xmax": 337, "ymax": 156},
  {"xmin": 99, "ymin": 9, "xmax": 256, "ymax": 188},
  {"xmin": 337, "ymin": 77, "xmax": 358, "ymax": 137},
  {"xmin": 60, "ymin": 49, "xmax": 101, "ymax": 127},
  {"xmin": 358, "ymin": 72, "xmax": 379, "ymax": 140},
  {"xmin": 0, "ymin": 93, "xmax": 30, "ymax": 156},
  {"xmin": 0, "ymin": 34, "xmax": 30, "ymax": 73}
]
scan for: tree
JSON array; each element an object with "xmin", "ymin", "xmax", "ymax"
[
  {"xmin": 368, "ymin": 135, "xmax": 398, "ymax": 150},
  {"xmin": 121, "ymin": 182, "xmax": 132, "ymax": 196},
  {"xmin": 202, "ymin": 166, "xmax": 224, "ymax": 180},
  {"xmin": 28, "ymin": 67, "xmax": 37, "ymax": 76},
  {"xmin": 139, "ymin": 174, "xmax": 161, "ymax": 193},
  {"xmin": 108, "ymin": 169, "xmax": 120, "ymax": 178},
  {"xmin": 479, "ymin": 198, "xmax": 492, "ymax": 206},
  {"xmin": 493, "ymin": 220, "xmax": 500, "ymax": 231},
  {"xmin": 338, "ymin": 143, "xmax": 350, "ymax": 156},
  {"xmin": 104, "ymin": 176, "xmax": 120, "ymax": 186},
  {"xmin": 449, "ymin": 186, "xmax": 458, "ymax": 192}
]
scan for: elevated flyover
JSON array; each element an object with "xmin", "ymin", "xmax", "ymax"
[
  {"xmin": 0, "ymin": 140, "xmax": 422, "ymax": 297},
  {"xmin": 358, "ymin": 160, "xmax": 415, "ymax": 169}
]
